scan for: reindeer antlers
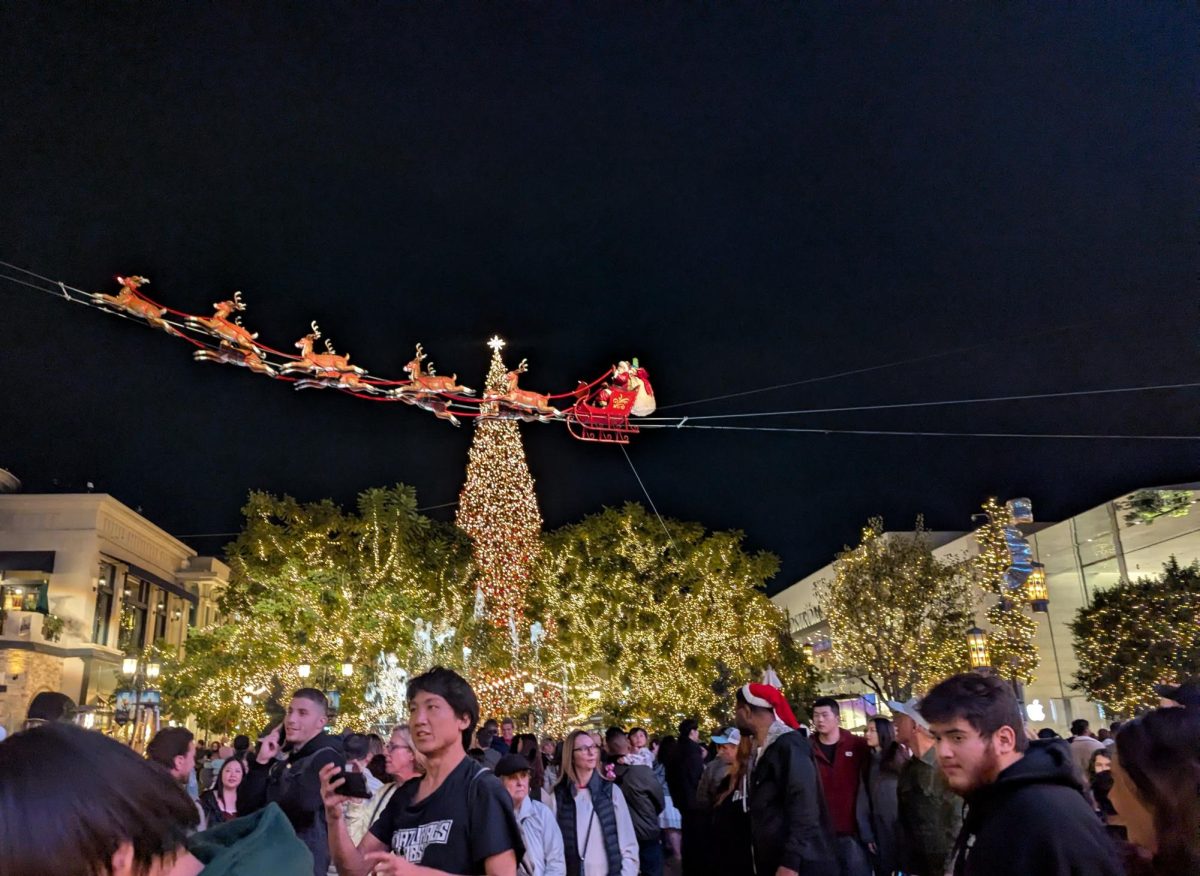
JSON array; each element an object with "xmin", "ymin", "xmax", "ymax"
[
  {"xmin": 516, "ymin": 358, "xmax": 529, "ymax": 373},
  {"xmin": 310, "ymin": 320, "xmax": 321, "ymax": 338},
  {"xmin": 413, "ymin": 342, "xmax": 427, "ymax": 361},
  {"xmin": 232, "ymin": 290, "xmax": 246, "ymax": 309}
]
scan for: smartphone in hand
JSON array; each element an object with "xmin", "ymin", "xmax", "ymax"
[{"xmin": 332, "ymin": 769, "xmax": 372, "ymax": 799}]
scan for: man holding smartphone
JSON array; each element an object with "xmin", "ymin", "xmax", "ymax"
[
  {"xmin": 240, "ymin": 688, "xmax": 346, "ymax": 876},
  {"xmin": 322, "ymin": 667, "xmax": 524, "ymax": 875}
]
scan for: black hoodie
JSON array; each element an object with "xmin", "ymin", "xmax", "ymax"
[
  {"xmin": 238, "ymin": 731, "xmax": 344, "ymax": 876},
  {"xmin": 949, "ymin": 740, "xmax": 1121, "ymax": 876}
]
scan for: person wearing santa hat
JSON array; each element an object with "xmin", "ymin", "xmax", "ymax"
[{"xmin": 734, "ymin": 682, "xmax": 837, "ymax": 876}]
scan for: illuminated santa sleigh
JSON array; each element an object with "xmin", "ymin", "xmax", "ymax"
[{"xmin": 565, "ymin": 388, "xmax": 641, "ymax": 443}]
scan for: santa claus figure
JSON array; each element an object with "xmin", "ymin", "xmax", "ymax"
[{"xmin": 613, "ymin": 359, "xmax": 656, "ymax": 416}]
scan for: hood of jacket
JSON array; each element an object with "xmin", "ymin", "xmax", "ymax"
[
  {"xmin": 188, "ymin": 803, "xmax": 313, "ymax": 875},
  {"xmin": 963, "ymin": 740, "xmax": 1080, "ymax": 824}
]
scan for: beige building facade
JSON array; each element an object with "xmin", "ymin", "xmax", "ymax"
[
  {"xmin": 772, "ymin": 484, "xmax": 1200, "ymax": 733},
  {"xmin": 0, "ymin": 490, "xmax": 227, "ymax": 734}
]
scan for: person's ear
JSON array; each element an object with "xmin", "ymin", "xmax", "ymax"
[
  {"xmin": 173, "ymin": 754, "xmax": 187, "ymax": 776},
  {"xmin": 110, "ymin": 841, "xmax": 135, "ymax": 876},
  {"xmin": 993, "ymin": 724, "xmax": 1018, "ymax": 755}
]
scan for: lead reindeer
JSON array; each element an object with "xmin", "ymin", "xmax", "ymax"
[
  {"xmin": 401, "ymin": 343, "xmax": 475, "ymax": 395},
  {"xmin": 185, "ymin": 291, "xmax": 262, "ymax": 352},
  {"xmin": 486, "ymin": 359, "xmax": 560, "ymax": 418},
  {"xmin": 91, "ymin": 276, "xmax": 179, "ymax": 335},
  {"xmin": 280, "ymin": 322, "xmax": 366, "ymax": 379}
]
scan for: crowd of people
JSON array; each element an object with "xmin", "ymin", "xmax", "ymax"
[{"xmin": 0, "ymin": 669, "xmax": 1196, "ymax": 876}]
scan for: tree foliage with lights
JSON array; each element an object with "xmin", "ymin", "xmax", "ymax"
[
  {"xmin": 971, "ymin": 497, "xmax": 1039, "ymax": 684},
  {"xmin": 529, "ymin": 503, "xmax": 817, "ymax": 730},
  {"xmin": 1070, "ymin": 558, "xmax": 1200, "ymax": 717},
  {"xmin": 817, "ymin": 517, "xmax": 974, "ymax": 703},
  {"xmin": 163, "ymin": 486, "xmax": 481, "ymax": 734}
]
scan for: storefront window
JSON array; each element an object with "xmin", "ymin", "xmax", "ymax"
[
  {"xmin": 93, "ymin": 562, "xmax": 117, "ymax": 646},
  {"xmin": 0, "ymin": 574, "xmax": 49, "ymax": 613}
]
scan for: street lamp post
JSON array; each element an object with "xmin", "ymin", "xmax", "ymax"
[
  {"xmin": 1026, "ymin": 564, "xmax": 1071, "ymax": 725},
  {"xmin": 120, "ymin": 654, "xmax": 162, "ymax": 751},
  {"xmin": 966, "ymin": 626, "xmax": 991, "ymax": 670}
]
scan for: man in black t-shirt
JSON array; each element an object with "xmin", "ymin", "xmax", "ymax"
[{"xmin": 322, "ymin": 667, "xmax": 524, "ymax": 875}]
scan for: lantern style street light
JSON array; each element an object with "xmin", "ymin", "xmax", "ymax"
[
  {"xmin": 966, "ymin": 626, "xmax": 991, "ymax": 669},
  {"xmin": 1026, "ymin": 563, "xmax": 1049, "ymax": 613}
]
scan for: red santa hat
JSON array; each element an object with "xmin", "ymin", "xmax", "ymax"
[{"xmin": 740, "ymin": 682, "xmax": 800, "ymax": 729}]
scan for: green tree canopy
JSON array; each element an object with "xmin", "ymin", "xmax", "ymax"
[
  {"xmin": 818, "ymin": 517, "xmax": 975, "ymax": 703},
  {"xmin": 163, "ymin": 486, "xmax": 480, "ymax": 733},
  {"xmin": 1070, "ymin": 557, "xmax": 1200, "ymax": 717},
  {"xmin": 529, "ymin": 503, "xmax": 816, "ymax": 730}
]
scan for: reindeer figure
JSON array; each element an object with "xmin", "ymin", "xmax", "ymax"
[
  {"xmin": 400, "ymin": 343, "xmax": 475, "ymax": 395},
  {"xmin": 280, "ymin": 321, "xmax": 366, "ymax": 378},
  {"xmin": 193, "ymin": 342, "xmax": 276, "ymax": 377},
  {"xmin": 390, "ymin": 385, "xmax": 462, "ymax": 426},
  {"xmin": 91, "ymin": 276, "xmax": 180, "ymax": 335},
  {"xmin": 485, "ymin": 358, "xmax": 560, "ymax": 417},
  {"xmin": 185, "ymin": 291, "xmax": 262, "ymax": 352}
]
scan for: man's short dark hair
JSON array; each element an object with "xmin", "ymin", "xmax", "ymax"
[
  {"xmin": 25, "ymin": 691, "xmax": 76, "ymax": 725},
  {"xmin": 483, "ymin": 718, "xmax": 499, "ymax": 732},
  {"xmin": 408, "ymin": 666, "xmax": 479, "ymax": 751},
  {"xmin": 292, "ymin": 688, "xmax": 329, "ymax": 715},
  {"xmin": 477, "ymin": 727, "xmax": 495, "ymax": 747},
  {"xmin": 920, "ymin": 672, "xmax": 1029, "ymax": 753},
  {"xmin": 1070, "ymin": 719, "xmax": 1090, "ymax": 737},
  {"xmin": 500, "ymin": 717, "xmax": 514, "ymax": 728},
  {"xmin": 0, "ymin": 723, "xmax": 198, "ymax": 874},
  {"xmin": 343, "ymin": 733, "xmax": 372, "ymax": 761},
  {"xmin": 678, "ymin": 718, "xmax": 698, "ymax": 738},
  {"xmin": 233, "ymin": 734, "xmax": 251, "ymax": 752},
  {"xmin": 1110, "ymin": 720, "xmax": 1123, "ymax": 734},
  {"xmin": 605, "ymin": 725, "xmax": 627, "ymax": 745},
  {"xmin": 145, "ymin": 726, "xmax": 194, "ymax": 772},
  {"xmin": 813, "ymin": 697, "xmax": 840, "ymax": 715}
]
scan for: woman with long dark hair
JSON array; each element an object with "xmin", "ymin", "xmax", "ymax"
[
  {"xmin": 709, "ymin": 732, "xmax": 754, "ymax": 875},
  {"xmin": 863, "ymin": 716, "xmax": 908, "ymax": 876},
  {"xmin": 514, "ymin": 732, "xmax": 547, "ymax": 802},
  {"xmin": 200, "ymin": 756, "xmax": 245, "ymax": 825},
  {"xmin": 1110, "ymin": 707, "xmax": 1200, "ymax": 874}
]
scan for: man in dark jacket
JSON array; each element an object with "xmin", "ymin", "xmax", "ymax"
[
  {"xmin": 609, "ymin": 729, "xmax": 667, "ymax": 876},
  {"xmin": 921, "ymin": 673, "xmax": 1122, "ymax": 876},
  {"xmin": 890, "ymin": 698, "xmax": 961, "ymax": 875},
  {"xmin": 239, "ymin": 688, "xmax": 345, "ymax": 876},
  {"xmin": 735, "ymin": 683, "xmax": 837, "ymax": 876},
  {"xmin": 666, "ymin": 717, "xmax": 706, "ymax": 874}
]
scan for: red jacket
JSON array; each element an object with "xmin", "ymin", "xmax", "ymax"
[{"xmin": 811, "ymin": 729, "xmax": 870, "ymax": 837}]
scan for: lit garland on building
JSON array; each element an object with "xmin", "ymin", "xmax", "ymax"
[
  {"xmin": 1069, "ymin": 557, "xmax": 1200, "ymax": 716},
  {"xmin": 973, "ymin": 497, "xmax": 1039, "ymax": 683},
  {"xmin": 818, "ymin": 517, "xmax": 974, "ymax": 701}
]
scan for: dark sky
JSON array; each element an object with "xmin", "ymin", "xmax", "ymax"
[{"xmin": 0, "ymin": 5, "xmax": 1195, "ymax": 593}]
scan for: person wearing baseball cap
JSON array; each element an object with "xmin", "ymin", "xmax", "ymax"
[
  {"xmin": 734, "ymin": 682, "xmax": 837, "ymax": 875},
  {"xmin": 495, "ymin": 753, "xmax": 566, "ymax": 876},
  {"xmin": 889, "ymin": 697, "xmax": 961, "ymax": 876}
]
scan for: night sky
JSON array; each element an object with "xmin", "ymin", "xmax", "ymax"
[{"xmin": 0, "ymin": 5, "xmax": 1195, "ymax": 592}]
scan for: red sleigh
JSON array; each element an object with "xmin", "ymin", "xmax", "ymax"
[{"xmin": 565, "ymin": 388, "xmax": 641, "ymax": 444}]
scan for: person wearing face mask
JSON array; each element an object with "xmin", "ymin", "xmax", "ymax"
[
  {"xmin": 545, "ymin": 729, "xmax": 639, "ymax": 876},
  {"xmin": 920, "ymin": 673, "xmax": 1121, "ymax": 876},
  {"xmin": 1108, "ymin": 706, "xmax": 1200, "ymax": 875}
]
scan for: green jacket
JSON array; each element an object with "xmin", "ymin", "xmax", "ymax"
[
  {"xmin": 187, "ymin": 803, "xmax": 314, "ymax": 876},
  {"xmin": 896, "ymin": 746, "xmax": 962, "ymax": 876}
]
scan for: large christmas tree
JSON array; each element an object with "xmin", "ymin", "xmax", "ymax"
[{"xmin": 456, "ymin": 337, "xmax": 544, "ymax": 628}]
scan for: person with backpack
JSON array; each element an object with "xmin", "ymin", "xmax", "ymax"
[
  {"xmin": 239, "ymin": 688, "xmax": 346, "ymax": 876},
  {"xmin": 545, "ymin": 728, "xmax": 640, "ymax": 876},
  {"xmin": 321, "ymin": 666, "xmax": 524, "ymax": 875}
]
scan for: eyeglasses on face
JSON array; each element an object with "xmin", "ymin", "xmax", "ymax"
[
  {"xmin": 574, "ymin": 743, "xmax": 598, "ymax": 753},
  {"xmin": 386, "ymin": 743, "xmax": 411, "ymax": 753}
]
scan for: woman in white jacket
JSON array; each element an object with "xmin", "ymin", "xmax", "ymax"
[
  {"xmin": 545, "ymin": 729, "xmax": 639, "ymax": 876},
  {"xmin": 496, "ymin": 753, "xmax": 567, "ymax": 876}
]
